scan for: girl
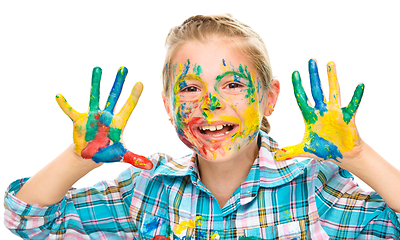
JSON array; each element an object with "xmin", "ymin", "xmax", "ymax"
[{"xmin": 4, "ymin": 14, "xmax": 400, "ymax": 239}]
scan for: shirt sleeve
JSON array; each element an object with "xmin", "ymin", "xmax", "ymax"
[
  {"xmin": 314, "ymin": 161, "xmax": 400, "ymax": 239},
  {"xmin": 4, "ymin": 166, "xmax": 141, "ymax": 239}
]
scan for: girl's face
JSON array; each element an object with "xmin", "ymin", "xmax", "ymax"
[{"xmin": 164, "ymin": 39, "xmax": 269, "ymax": 162}]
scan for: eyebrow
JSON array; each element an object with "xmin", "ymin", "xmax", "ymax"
[
  {"xmin": 179, "ymin": 73, "xmax": 202, "ymax": 81},
  {"xmin": 173, "ymin": 73, "xmax": 204, "ymax": 93},
  {"xmin": 215, "ymin": 70, "xmax": 250, "ymax": 82}
]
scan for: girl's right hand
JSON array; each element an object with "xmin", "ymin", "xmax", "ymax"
[{"xmin": 55, "ymin": 67, "xmax": 153, "ymax": 170}]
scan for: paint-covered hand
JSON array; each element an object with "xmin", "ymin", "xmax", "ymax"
[
  {"xmin": 56, "ymin": 67, "xmax": 153, "ymax": 170},
  {"xmin": 274, "ymin": 59, "xmax": 364, "ymax": 162}
]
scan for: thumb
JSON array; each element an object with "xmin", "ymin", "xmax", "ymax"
[{"xmin": 274, "ymin": 144, "xmax": 305, "ymax": 161}]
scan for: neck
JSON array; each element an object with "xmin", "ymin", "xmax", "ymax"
[{"xmin": 197, "ymin": 138, "xmax": 259, "ymax": 208}]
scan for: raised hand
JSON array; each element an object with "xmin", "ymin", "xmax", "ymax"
[
  {"xmin": 274, "ymin": 59, "xmax": 365, "ymax": 162},
  {"xmin": 56, "ymin": 67, "xmax": 153, "ymax": 170}
]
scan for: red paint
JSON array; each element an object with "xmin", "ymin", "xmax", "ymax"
[
  {"xmin": 123, "ymin": 151, "xmax": 153, "ymax": 170},
  {"xmin": 81, "ymin": 123, "xmax": 111, "ymax": 159},
  {"xmin": 152, "ymin": 236, "xmax": 169, "ymax": 240},
  {"xmin": 282, "ymin": 148, "xmax": 294, "ymax": 159}
]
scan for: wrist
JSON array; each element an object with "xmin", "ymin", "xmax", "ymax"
[
  {"xmin": 336, "ymin": 139, "xmax": 372, "ymax": 173},
  {"xmin": 67, "ymin": 144, "xmax": 102, "ymax": 172}
]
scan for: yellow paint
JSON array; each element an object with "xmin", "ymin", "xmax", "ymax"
[
  {"xmin": 56, "ymin": 94, "xmax": 89, "ymax": 154},
  {"xmin": 72, "ymin": 115, "xmax": 89, "ymax": 154},
  {"xmin": 211, "ymin": 232, "xmax": 220, "ymax": 239},
  {"xmin": 174, "ymin": 216, "xmax": 204, "ymax": 235},
  {"xmin": 327, "ymin": 62, "xmax": 339, "ymax": 104},
  {"xmin": 275, "ymin": 61, "xmax": 360, "ymax": 161},
  {"xmin": 111, "ymin": 82, "xmax": 142, "ymax": 129}
]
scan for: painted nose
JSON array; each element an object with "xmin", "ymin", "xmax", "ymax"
[{"xmin": 201, "ymin": 93, "xmax": 223, "ymax": 111}]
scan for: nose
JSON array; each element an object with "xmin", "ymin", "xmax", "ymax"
[{"xmin": 201, "ymin": 93, "xmax": 224, "ymax": 111}]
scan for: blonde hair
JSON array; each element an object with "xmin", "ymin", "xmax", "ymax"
[{"xmin": 162, "ymin": 14, "xmax": 272, "ymax": 133}]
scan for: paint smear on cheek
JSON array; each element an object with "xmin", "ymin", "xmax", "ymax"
[
  {"xmin": 232, "ymin": 67, "xmax": 261, "ymax": 145},
  {"xmin": 170, "ymin": 61, "xmax": 210, "ymax": 156}
]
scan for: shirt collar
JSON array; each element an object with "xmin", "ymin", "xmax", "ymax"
[{"xmin": 152, "ymin": 131, "xmax": 304, "ymax": 191}]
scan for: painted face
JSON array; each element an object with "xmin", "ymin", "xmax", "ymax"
[{"xmin": 167, "ymin": 40, "xmax": 267, "ymax": 162}]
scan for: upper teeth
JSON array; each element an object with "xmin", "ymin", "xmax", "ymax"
[{"xmin": 200, "ymin": 124, "xmax": 232, "ymax": 131}]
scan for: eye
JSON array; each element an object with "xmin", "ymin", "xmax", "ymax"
[
  {"xmin": 225, "ymin": 82, "xmax": 243, "ymax": 89},
  {"xmin": 181, "ymin": 86, "xmax": 200, "ymax": 92}
]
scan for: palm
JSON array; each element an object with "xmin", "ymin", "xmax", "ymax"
[
  {"xmin": 275, "ymin": 60, "xmax": 364, "ymax": 162},
  {"xmin": 56, "ymin": 67, "xmax": 153, "ymax": 170}
]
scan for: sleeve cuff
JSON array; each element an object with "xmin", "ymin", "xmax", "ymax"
[{"xmin": 4, "ymin": 177, "xmax": 66, "ymax": 217}]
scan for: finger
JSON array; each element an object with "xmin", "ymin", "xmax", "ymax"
[
  {"xmin": 56, "ymin": 94, "xmax": 80, "ymax": 121},
  {"xmin": 342, "ymin": 83, "xmax": 365, "ymax": 124},
  {"xmin": 123, "ymin": 151, "xmax": 153, "ymax": 170},
  {"xmin": 308, "ymin": 59, "xmax": 327, "ymax": 114},
  {"xmin": 104, "ymin": 66, "xmax": 128, "ymax": 113},
  {"xmin": 292, "ymin": 71, "xmax": 318, "ymax": 125},
  {"xmin": 89, "ymin": 67, "xmax": 102, "ymax": 111},
  {"xmin": 327, "ymin": 62, "xmax": 340, "ymax": 106},
  {"xmin": 274, "ymin": 144, "xmax": 306, "ymax": 161},
  {"xmin": 115, "ymin": 82, "xmax": 144, "ymax": 128}
]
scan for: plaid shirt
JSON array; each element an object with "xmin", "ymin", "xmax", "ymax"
[{"xmin": 4, "ymin": 131, "xmax": 400, "ymax": 239}]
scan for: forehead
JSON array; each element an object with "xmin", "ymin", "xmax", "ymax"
[{"xmin": 171, "ymin": 39, "xmax": 254, "ymax": 74}]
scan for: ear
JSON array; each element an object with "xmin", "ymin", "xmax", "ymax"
[
  {"xmin": 263, "ymin": 79, "xmax": 280, "ymax": 116},
  {"xmin": 162, "ymin": 91, "xmax": 173, "ymax": 124}
]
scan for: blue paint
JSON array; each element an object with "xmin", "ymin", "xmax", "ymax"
[
  {"xmin": 142, "ymin": 217, "xmax": 162, "ymax": 234},
  {"xmin": 304, "ymin": 131, "xmax": 342, "ymax": 162},
  {"xmin": 99, "ymin": 111, "xmax": 114, "ymax": 127},
  {"xmin": 177, "ymin": 60, "xmax": 191, "ymax": 80},
  {"xmin": 233, "ymin": 74, "xmax": 241, "ymax": 83},
  {"xmin": 222, "ymin": 59, "xmax": 226, "ymax": 66},
  {"xmin": 104, "ymin": 67, "xmax": 128, "ymax": 113},
  {"xmin": 178, "ymin": 81, "xmax": 188, "ymax": 90},
  {"xmin": 92, "ymin": 142, "xmax": 127, "ymax": 163},
  {"xmin": 308, "ymin": 59, "xmax": 327, "ymax": 115}
]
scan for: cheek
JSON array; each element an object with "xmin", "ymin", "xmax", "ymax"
[
  {"xmin": 175, "ymin": 101, "xmax": 198, "ymax": 122},
  {"xmin": 233, "ymin": 92, "xmax": 263, "ymax": 132},
  {"xmin": 172, "ymin": 94, "xmax": 204, "ymax": 126}
]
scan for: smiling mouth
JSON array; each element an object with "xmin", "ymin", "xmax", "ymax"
[{"xmin": 198, "ymin": 124, "xmax": 236, "ymax": 137}]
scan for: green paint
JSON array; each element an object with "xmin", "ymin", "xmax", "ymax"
[
  {"xmin": 193, "ymin": 63, "xmax": 203, "ymax": 76},
  {"xmin": 208, "ymin": 93, "xmax": 221, "ymax": 111},
  {"xmin": 85, "ymin": 67, "xmax": 102, "ymax": 142},
  {"xmin": 215, "ymin": 70, "xmax": 249, "ymax": 82},
  {"xmin": 85, "ymin": 111, "xmax": 98, "ymax": 142},
  {"xmin": 109, "ymin": 127, "xmax": 122, "ymax": 143},
  {"xmin": 89, "ymin": 67, "xmax": 102, "ymax": 110},
  {"xmin": 215, "ymin": 64, "xmax": 257, "ymax": 105},
  {"xmin": 292, "ymin": 71, "xmax": 318, "ymax": 125},
  {"xmin": 342, "ymin": 83, "xmax": 364, "ymax": 124}
]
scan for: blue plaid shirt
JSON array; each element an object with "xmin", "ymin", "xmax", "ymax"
[{"xmin": 4, "ymin": 131, "xmax": 400, "ymax": 239}]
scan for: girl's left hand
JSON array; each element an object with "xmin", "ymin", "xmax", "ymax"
[{"xmin": 274, "ymin": 59, "xmax": 365, "ymax": 163}]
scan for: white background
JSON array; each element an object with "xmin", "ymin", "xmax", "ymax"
[{"xmin": 1, "ymin": 1, "xmax": 399, "ymax": 238}]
